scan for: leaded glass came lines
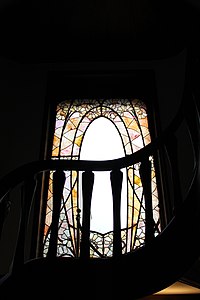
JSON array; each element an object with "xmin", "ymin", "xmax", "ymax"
[{"xmin": 43, "ymin": 98, "xmax": 161, "ymax": 258}]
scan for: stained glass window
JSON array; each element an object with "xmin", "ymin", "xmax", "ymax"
[{"xmin": 42, "ymin": 98, "xmax": 160, "ymax": 258}]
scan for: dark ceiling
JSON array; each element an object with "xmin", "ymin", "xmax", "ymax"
[{"xmin": 0, "ymin": 0, "xmax": 200, "ymax": 63}]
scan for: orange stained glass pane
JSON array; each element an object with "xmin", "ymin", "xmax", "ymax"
[
  {"xmin": 134, "ymin": 175, "xmax": 142, "ymax": 187},
  {"xmin": 52, "ymin": 147, "xmax": 59, "ymax": 156},
  {"xmin": 72, "ymin": 188, "xmax": 77, "ymax": 201},
  {"xmin": 59, "ymin": 110, "xmax": 67, "ymax": 118},
  {"xmin": 139, "ymin": 117, "xmax": 149, "ymax": 128},
  {"xmin": 151, "ymin": 169, "xmax": 156, "ymax": 179},
  {"xmin": 144, "ymin": 135, "xmax": 151, "ymax": 144},
  {"xmin": 47, "ymin": 188, "xmax": 53, "ymax": 200},
  {"xmin": 74, "ymin": 134, "xmax": 83, "ymax": 147},
  {"xmin": 140, "ymin": 126, "xmax": 151, "ymax": 139},
  {"xmin": 123, "ymin": 115, "xmax": 133, "ymax": 128},
  {"xmin": 71, "ymin": 171, "xmax": 77, "ymax": 186},
  {"xmin": 127, "ymin": 119, "xmax": 140, "ymax": 131},
  {"xmin": 44, "ymin": 224, "xmax": 49, "ymax": 236},
  {"xmin": 53, "ymin": 135, "xmax": 60, "ymax": 148},
  {"xmin": 69, "ymin": 117, "xmax": 81, "ymax": 128},
  {"xmin": 65, "ymin": 123, "xmax": 74, "ymax": 133},
  {"xmin": 43, "ymin": 98, "xmax": 161, "ymax": 258}
]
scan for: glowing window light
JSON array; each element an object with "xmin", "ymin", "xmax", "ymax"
[
  {"xmin": 80, "ymin": 117, "xmax": 127, "ymax": 233},
  {"xmin": 42, "ymin": 98, "xmax": 161, "ymax": 258}
]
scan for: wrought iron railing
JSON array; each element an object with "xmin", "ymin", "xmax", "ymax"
[{"xmin": 0, "ymin": 94, "xmax": 200, "ymax": 299}]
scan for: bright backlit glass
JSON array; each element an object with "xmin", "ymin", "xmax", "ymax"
[{"xmin": 80, "ymin": 117, "xmax": 127, "ymax": 233}]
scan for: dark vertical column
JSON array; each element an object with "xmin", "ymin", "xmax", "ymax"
[
  {"xmin": 47, "ymin": 170, "xmax": 65, "ymax": 258},
  {"xmin": 110, "ymin": 169, "xmax": 123, "ymax": 258},
  {"xmin": 130, "ymin": 165, "xmax": 135, "ymax": 252},
  {"xmin": 139, "ymin": 158, "xmax": 154, "ymax": 246},
  {"xmin": 0, "ymin": 194, "xmax": 10, "ymax": 243},
  {"xmin": 80, "ymin": 171, "xmax": 94, "ymax": 259},
  {"xmin": 76, "ymin": 208, "xmax": 81, "ymax": 257},
  {"xmin": 165, "ymin": 134, "xmax": 182, "ymax": 214},
  {"xmin": 12, "ymin": 176, "xmax": 37, "ymax": 272},
  {"xmin": 29, "ymin": 172, "xmax": 43, "ymax": 259}
]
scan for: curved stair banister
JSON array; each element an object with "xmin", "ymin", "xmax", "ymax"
[{"xmin": 0, "ymin": 94, "xmax": 199, "ymax": 299}]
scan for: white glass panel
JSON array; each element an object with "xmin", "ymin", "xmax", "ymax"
[{"xmin": 80, "ymin": 117, "xmax": 127, "ymax": 233}]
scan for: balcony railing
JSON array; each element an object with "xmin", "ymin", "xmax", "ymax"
[{"xmin": 0, "ymin": 95, "xmax": 200, "ymax": 299}]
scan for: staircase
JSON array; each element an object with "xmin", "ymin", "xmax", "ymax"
[{"xmin": 0, "ymin": 95, "xmax": 200, "ymax": 300}]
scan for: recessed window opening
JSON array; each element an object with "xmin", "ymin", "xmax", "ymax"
[{"xmin": 42, "ymin": 98, "xmax": 161, "ymax": 258}]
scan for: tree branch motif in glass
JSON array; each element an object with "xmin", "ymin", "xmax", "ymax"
[{"xmin": 43, "ymin": 99, "xmax": 161, "ymax": 258}]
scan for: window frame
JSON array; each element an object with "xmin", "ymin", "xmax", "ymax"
[{"xmin": 35, "ymin": 69, "xmax": 167, "ymax": 258}]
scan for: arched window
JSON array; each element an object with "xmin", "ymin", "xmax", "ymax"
[{"xmin": 42, "ymin": 98, "xmax": 161, "ymax": 258}]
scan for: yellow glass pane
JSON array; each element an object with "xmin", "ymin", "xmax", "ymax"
[
  {"xmin": 134, "ymin": 175, "xmax": 142, "ymax": 187},
  {"xmin": 74, "ymin": 134, "xmax": 83, "ymax": 147},
  {"xmin": 53, "ymin": 135, "xmax": 60, "ymax": 147}
]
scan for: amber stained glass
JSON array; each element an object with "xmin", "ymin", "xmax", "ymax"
[{"xmin": 43, "ymin": 98, "xmax": 161, "ymax": 257}]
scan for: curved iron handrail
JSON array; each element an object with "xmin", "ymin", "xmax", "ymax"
[
  {"xmin": 0, "ymin": 93, "xmax": 200, "ymax": 300},
  {"xmin": 0, "ymin": 97, "xmax": 185, "ymax": 203},
  {"xmin": 0, "ymin": 160, "xmax": 200, "ymax": 299}
]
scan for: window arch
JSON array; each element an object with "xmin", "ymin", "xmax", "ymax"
[
  {"xmin": 42, "ymin": 98, "xmax": 161, "ymax": 258},
  {"xmin": 80, "ymin": 116, "xmax": 126, "ymax": 234}
]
